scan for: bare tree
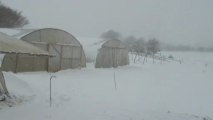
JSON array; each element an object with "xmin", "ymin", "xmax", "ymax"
[
  {"xmin": 100, "ymin": 29, "xmax": 121, "ymax": 40},
  {"xmin": 124, "ymin": 35, "xmax": 137, "ymax": 52},
  {"xmin": 147, "ymin": 38, "xmax": 160, "ymax": 63},
  {"xmin": 132, "ymin": 38, "xmax": 146, "ymax": 63},
  {"xmin": 133, "ymin": 38, "xmax": 146, "ymax": 53},
  {"xmin": 124, "ymin": 36, "xmax": 147, "ymax": 63},
  {"xmin": 0, "ymin": 3, "xmax": 29, "ymax": 28}
]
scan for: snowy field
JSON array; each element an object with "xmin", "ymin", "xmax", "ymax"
[{"xmin": 0, "ymin": 51, "xmax": 213, "ymax": 120}]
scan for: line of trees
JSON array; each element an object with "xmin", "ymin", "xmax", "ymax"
[
  {"xmin": 124, "ymin": 37, "xmax": 161, "ymax": 63},
  {"xmin": 100, "ymin": 29, "xmax": 213, "ymax": 53},
  {"xmin": 100, "ymin": 29, "xmax": 161, "ymax": 55}
]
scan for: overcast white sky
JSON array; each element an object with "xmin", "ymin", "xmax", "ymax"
[{"xmin": 2, "ymin": 0, "xmax": 213, "ymax": 47}]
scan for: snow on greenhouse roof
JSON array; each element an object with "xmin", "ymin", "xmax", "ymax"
[{"xmin": 0, "ymin": 32, "xmax": 54, "ymax": 56}]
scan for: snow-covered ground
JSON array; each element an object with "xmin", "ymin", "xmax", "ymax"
[{"xmin": 0, "ymin": 51, "xmax": 213, "ymax": 120}]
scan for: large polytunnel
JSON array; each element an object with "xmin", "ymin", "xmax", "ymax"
[
  {"xmin": 95, "ymin": 39, "xmax": 129, "ymax": 68},
  {"xmin": 0, "ymin": 32, "xmax": 53, "ymax": 96},
  {"xmin": 2, "ymin": 28, "xmax": 86, "ymax": 72}
]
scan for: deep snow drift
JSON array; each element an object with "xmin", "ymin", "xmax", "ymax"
[{"xmin": 0, "ymin": 52, "xmax": 213, "ymax": 120}]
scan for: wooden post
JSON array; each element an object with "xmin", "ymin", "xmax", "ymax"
[
  {"xmin": 60, "ymin": 46, "xmax": 63, "ymax": 70},
  {"xmin": 47, "ymin": 44, "xmax": 50, "ymax": 72},
  {"xmin": 49, "ymin": 75, "xmax": 56, "ymax": 107},
  {"xmin": 15, "ymin": 54, "xmax": 19, "ymax": 73},
  {"xmin": 153, "ymin": 53, "xmax": 155, "ymax": 64},
  {"xmin": 50, "ymin": 76, "xmax": 52, "ymax": 107},
  {"xmin": 114, "ymin": 71, "xmax": 117, "ymax": 90},
  {"xmin": 79, "ymin": 46, "xmax": 83, "ymax": 69},
  {"xmin": 71, "ymin": 46, "xmax": 74, "ymax": 68}
]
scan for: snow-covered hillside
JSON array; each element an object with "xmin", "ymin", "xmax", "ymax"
[{"xmin": 0, "ymin": 51, "xmax": 212, "ymax": 120}]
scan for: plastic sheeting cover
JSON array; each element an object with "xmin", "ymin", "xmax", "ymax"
[{"xmin": 0, "ymin": 32, "xmax": 53, "ymax": 56}]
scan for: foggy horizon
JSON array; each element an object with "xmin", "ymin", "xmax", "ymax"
[{"xmin": 2, "ymin": 0, "xmax": 213, "ymax": 47}]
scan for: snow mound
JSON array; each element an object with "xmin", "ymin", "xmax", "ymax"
[
  {"xmin": 0, "ymin": 72, "xmax": 35, "ymax": 107},
  {"xmin": 3, "ymin": 72, "xmax": 34, "ymax": 96}
]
